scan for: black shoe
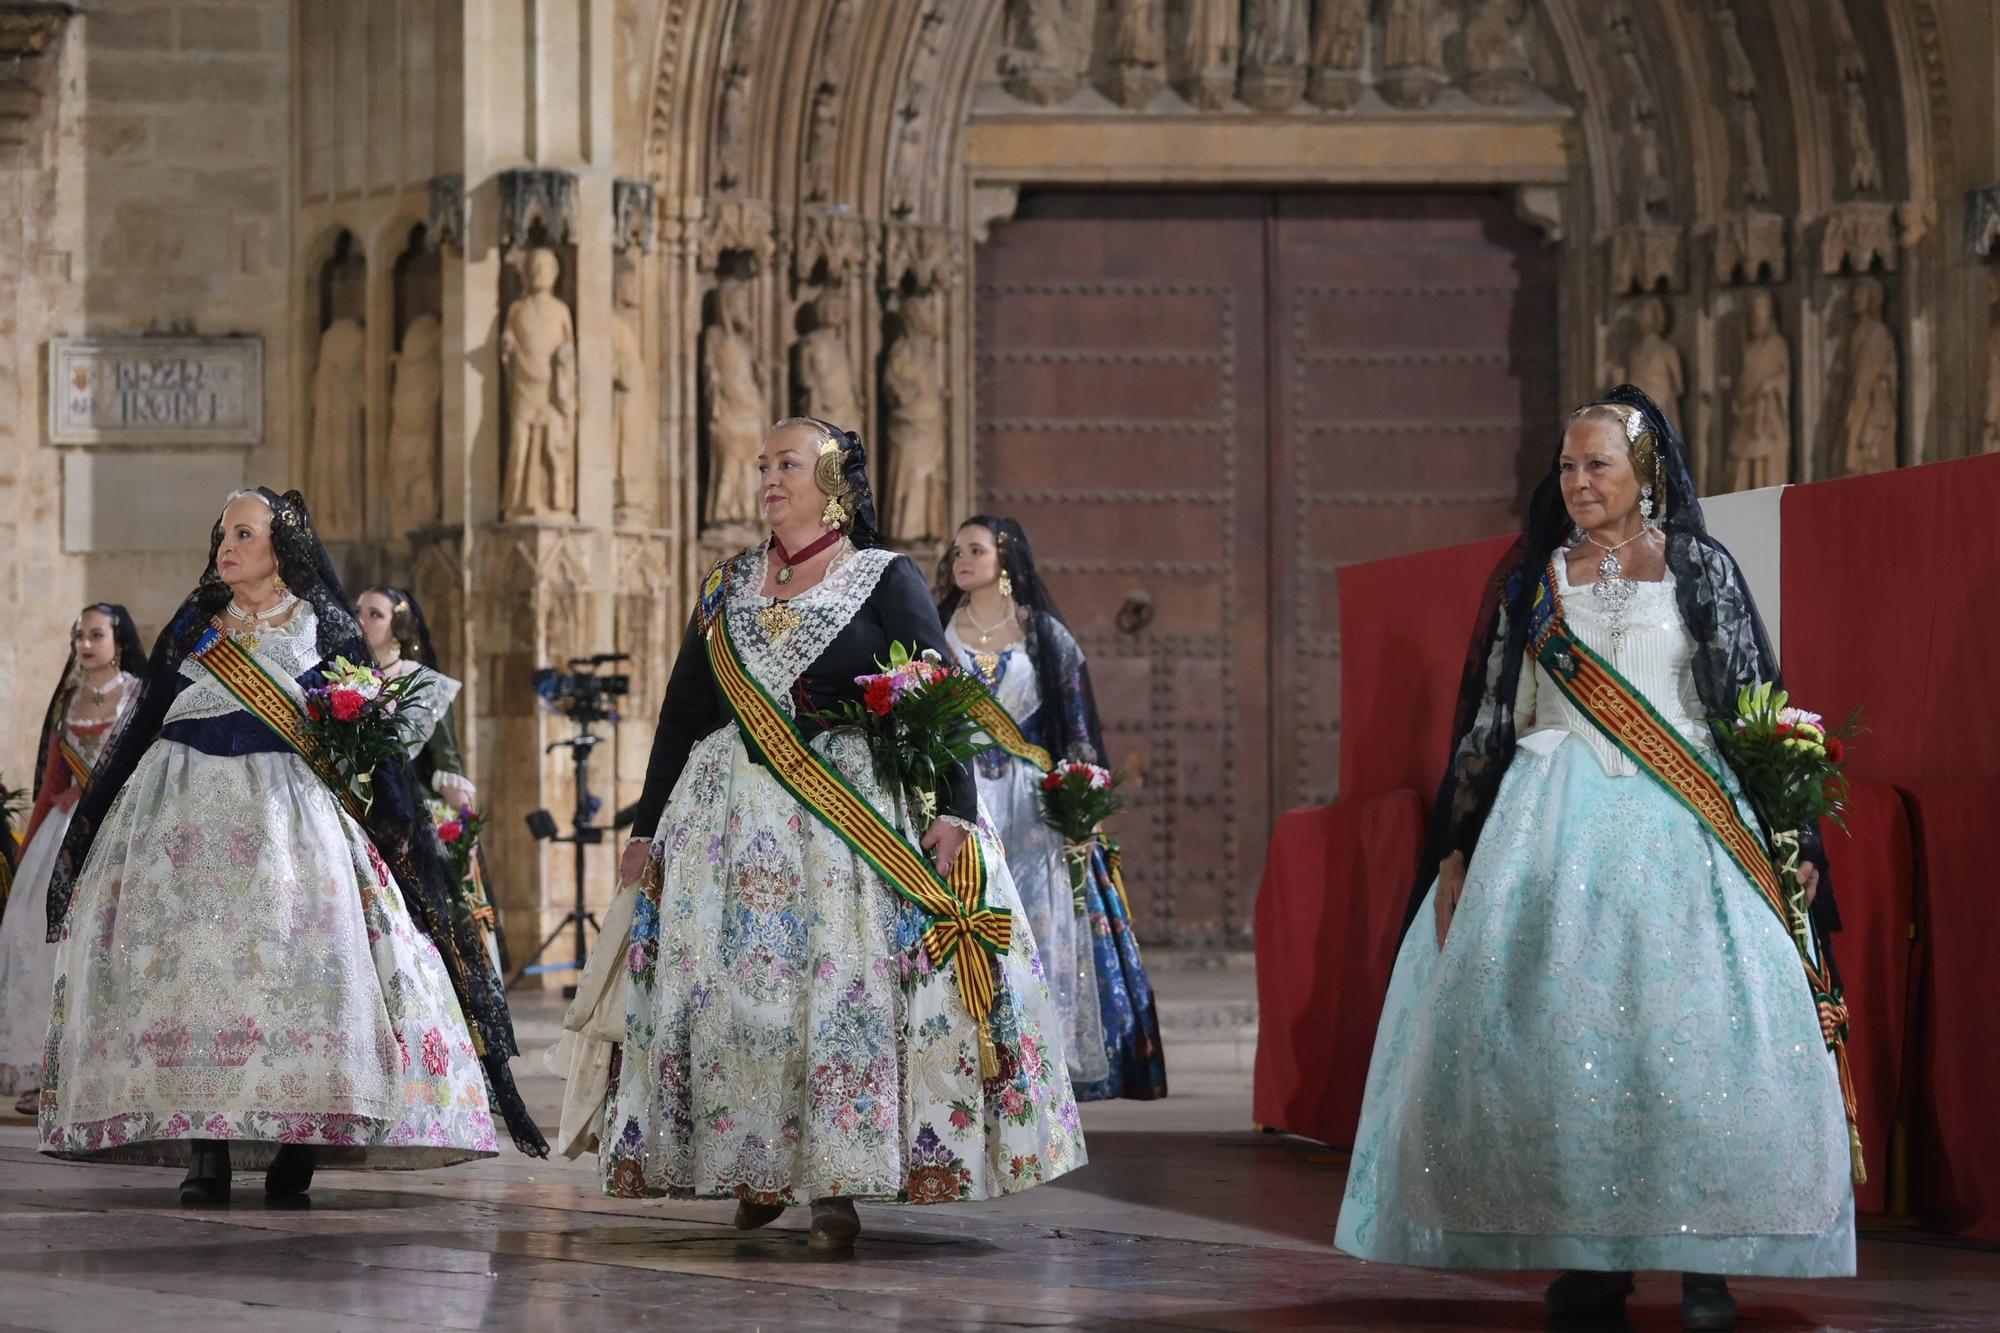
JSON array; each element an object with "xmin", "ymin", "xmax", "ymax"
[
  {"xmin": 178, "ymin": 1139, "xmax": 231, "ymax": 1207},
  {"xmin": 265, "ymin": 1143, "xmax": 315, "ymax": 1203},
  {"xmin": 1681, "ymin": 1273, "xmax": 1737, "ymax": 1330},
  {"xmin": 1545, "ymin": 1269, "xmax": 1634, "ymax": 1319}
]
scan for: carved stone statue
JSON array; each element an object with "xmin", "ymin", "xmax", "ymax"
[
  {"xmin": 713, "ymin": 67, "xmax": 750, "ymax": 191},
  {"xmin": 803, "ymin": 84, "xmax": 838, "ymax": 202},
  {"xmin": 501, "ymin": 247, "xmax": 578, "ymax": 519},
  {"xmin": 1381, "ymin": 0, "xmax": 1451, "ymax": 108},
  {"xmin": 1173, "ymin": 0, "xmax": 1239, "ymax": 110},
  {"xmin": 1842, "ymin": 84, "xmax": 1881, "ymax": 195},
  {"xmin": 1002, "ymin": 0, "xmax": 1091, "ymax": 105},
  {"xmin": 1307, "ymin": 0, "xmax": 1368, "ymax": 110},
  {"xmin": 1836, "ymin": 277, "xmax": 1899, "ymax": 476},
  {"xmin": 1626, "ymin": 297, "xmax": 1685, "ymax": 434},
  {"xmin": 703, "ymin": 276, "xmax": 768, "ymax": 528},
  {"xmin": 883, "ymin": 289, "xmax": 947, "ymax": 543},
  {"xmin": 1240, "ymin": 0, "xmax": 1310, "ymax": 112},
  {"xmin": 1724, "ymin": 290, "xmax": 1791, "ymax": 492},
  {"xmin": 1462, "ymin": 0, "xmax": 1535, "ymax": 107},
  {"xmin": 306, "ymin": 314, "xmax": 366, "ymax": 540},
  {"xmin": 388, "ymin": 312, "xmax": 443, "ymax": 533},
  {"xmin": 1984, "ymin": 271, "xmax": 2000, "ymax": 455},
  {"xmin": 611, "ymin": 258, "xmax": 656, "ymax": 524},
  {"xmin": 1105, "ymin": 0, "xmax": 1165, "ymax": 108},
  {"xmin": 795, "ymin": 290, "xmax": 865, "ymax": 438}
]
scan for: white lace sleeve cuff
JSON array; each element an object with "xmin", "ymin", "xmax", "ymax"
[
  {"xmin": 431, "ymin": 771, "xmax": 477, "ymax": 801},
  {"xmin": 935, "ymin": 814, "xmax": 980, "ymax": 836}
]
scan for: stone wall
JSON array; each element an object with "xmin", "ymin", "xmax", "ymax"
[{"xmin": 1, "ymin": 0, "xmax": 292, "ymax": 784}]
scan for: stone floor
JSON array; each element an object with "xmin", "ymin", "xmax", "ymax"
[{"xmin": 2, "ymin": 952, "xmax": 1995, "ymax": 1331}]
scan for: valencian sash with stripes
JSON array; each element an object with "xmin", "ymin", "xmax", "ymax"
[
  {"xmin": 189, "ymin": 626, "xmax": 368, "ymax": 824},
  {"xmin": 706, "ymin": 606, "xmax": 1013, "ymax": 1036},
  {"xmin": 967, "ymin": 693, "xmax": 1054, "ymax": 774},
  {"xmin": 58, "ymin": 735, "xmax": 94, "ymax": 790},
  {"xmin": 1527, "ymin": 560, "xmax": 1866, "ymax": 1183}
]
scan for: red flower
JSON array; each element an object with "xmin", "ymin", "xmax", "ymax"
[
  {"xmin": 420, "ymin": 1027, "xmax": 450, "ymax": 1077},
  {"xmin": 1773, "ymin": 722, "xmax": 1793, "ymax": 740},
  {"xmin": 1041, "ymin": 772, "xmax": 1063, "ymax": 791},
  {"xmin": 1825, "ymin": 736, "xmax": 1845, "ymax": 765},
  {"xmin": 329, "ymin": 688, "xmax": 365, "ymax": 723},
  {"xmin": 307, "ymin": 701, "xmax": 325, "ymax": 721},
  {"xmin": 863, "ymin": 676, "xmax": 896, "ymax": 717},
  {"xmin": 438, "ymin": 821, "xmax": 463, "ymax": 843}
]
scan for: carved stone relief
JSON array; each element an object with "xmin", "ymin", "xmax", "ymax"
[
  {"xmin": 794, "ymin": 289, "xmax": 865, "ymax": 434},
  {"xmin": 1711, "ymin": 1, "xmax": 1772, "ymax": 205},
  {"xmin": 501, "ymin": 247, "xmax": 579, "ymax": 519},
  {"xmin": 1830, "ymin": 1, "xmax": 1882, "ymax": 196},
  {"xmin": 1379, "ymin": 0, "xmax": 1450, "ymax": 110},
  {"xmin": 803, "ymin": 83, "xmax": 840, "ymax": 203},
  {"xmin": 307, "ymin": 235, "xmax": 366, "ymax": 541},
  {"xmin": 388, "ymin": 311, "xmax": 443, "ymax": 533},
  {"xmin": 1723, "ymin": 289, "xmax": 1791, "ymax": 490},
  {"xmin": 1173, "ymin": 0, "xmax": 1239, "ymax": 111},
  {"xmin": 1106, "ymin": 0, "xmax": 1165, "ymax": 108},
  {"xmin": 498, "ymin": 169, "xmax": 580, "ymax": 249},
  {"xmin": 1820, "ymin": 202, "xmax": 1900, "ymax": 275},
  {"xmin": 883, "ymin": 287, "xmax": 948, "ymax": 544},
  {"xmin": 1461, "ymin": 0, "xmax": 1534, "ymax": 108},
  {"xmin": 702, "ymin": 276, "xmax": 768, "ymax": 529},
  {"xmin": 1002, "ymin": 0, "xmax": 1091, "ymax": 105},
  {"xmin": 612, "ymin": 255, "xmax": 656, "ymax": 525},
  {"xmin": 1713, "ymin": 211, "xmax": 1787, "ymax": 285},
  {"xmin": 1239, "ymin": 0, "xmax": 1310, "ymax": 111},
  {"xmin": 1615, "ymin": 296, "xmax": 1686, "ymax": 433},
  {"xmin": 1834, "ymin": 276, "xmax": 1899, "ymax": 476},
  {"xmin": 1306, "ymin": 0, "xmax": 1367, "ymax": 110},
  {"xmin": 1608, "ymin": 223, "xmax": 1685, "ymax": 294}
]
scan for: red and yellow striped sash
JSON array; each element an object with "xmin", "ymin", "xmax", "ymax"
[
  {"xmin": 968, "ymin": 693, "xmax": 1054, "ymax": 774},
  {"xmin": 707, "ymin": 608, "xmax": 1012, "ymax": 1027},
  {"xmin": 191, "ymin": 628, "xmax": 366, "ymax": 823},
  {"xmin": 1531, "ymin": 561, "xmax": 1865, "ymax": 1182},
  {"xmin": 58, "ymin": 735, "xmax": 93, "ymax": 790}
]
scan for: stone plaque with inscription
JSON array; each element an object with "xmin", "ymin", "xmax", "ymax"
[{"xmin": 47, "ymin": 336, "xmax": 263, "ymax": 446}]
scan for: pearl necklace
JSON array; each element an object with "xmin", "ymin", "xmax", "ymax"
[
  {"xmin": 225, "ymin": 591, "xmax": 298, "ymax": 647},
  {"xmin": 960, "ymin": 599, "xmax": 1014, "ymax": 646}
]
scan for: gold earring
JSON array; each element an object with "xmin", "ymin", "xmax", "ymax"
[
  {"xmin": 998, "ymin": 571, "xmax": 1013, "ymax": 600},
  {"xmin": 821, "ymin": 494, "xmax": 850, "ymax": 529},
  {"xmin": 275, "ymin": 573, "xmax": 289, "ymax": 593}
]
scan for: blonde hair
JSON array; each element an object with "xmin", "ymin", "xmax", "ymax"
[{"xmin": 1567, "ymin": 403, "xmax": 1664, "ymax": 499}]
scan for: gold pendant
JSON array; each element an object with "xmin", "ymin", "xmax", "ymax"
[
  {"xmin": 775, "ymin": 565, "xmax": 793, "ymax": 585},
  {"xmin": 755, "ymin": 601, "xmax": 803, "ymax": 639},
  {"xmin": 974, "ymin": 652, "xmax": 1000, "ymax": 680}
]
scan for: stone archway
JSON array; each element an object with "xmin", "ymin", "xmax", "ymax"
[{"xmin": 634, "ymin": 0, "xmax": 1968, "ymax": 944}]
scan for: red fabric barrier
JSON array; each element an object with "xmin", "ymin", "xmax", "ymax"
[
  {"xmin": 1338, "ymin": 536, "xmax": 1513, "ymax": 802},
  {"xmin": 1818, "ymin": 781, "xmax": 1916, "ymax": 1215},
  {"xmin": 1252, "ymin": 789, "xmax": 1428, "ymax": 1149},
  {"xmin": 1901, "ymin": 780, "xmax": 2000, "ymax": 1240},
  {"xmin": 1780, "ymin": 454, "xmax": 2000, "ymax": 786}
]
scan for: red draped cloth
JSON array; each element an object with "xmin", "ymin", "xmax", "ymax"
[{"xmin": 1252, "ymin": 791, "xmax": 1427, "ymax": 1149}]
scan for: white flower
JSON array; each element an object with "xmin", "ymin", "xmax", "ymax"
[{"xmin": 1775, "ymin": 706, "xmax": 1824, "ymax": 729}]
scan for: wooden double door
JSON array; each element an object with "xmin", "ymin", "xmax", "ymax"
[{"xmin": 975, "ymin": 190, "xmax": 1556, "ymax": 947}]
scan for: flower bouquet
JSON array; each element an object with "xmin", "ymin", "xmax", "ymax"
[
  {"xmin": 431, "ymin": 800, "xmax": 485, "ymax": 887},
  {"xmin": 807, "ymin": 641, "xmax": 986, "ymax": 828},
  {"xmin": 1038, "ymin": 760, "xmax": 1125, "ymax": 915},
  {"xmin": 301, "ymin": 656, "xmax": 428, "ymax": 813},
  {"xmin": 1710, "ymin": 681, "xmax": 1863, "ymax": 954}
]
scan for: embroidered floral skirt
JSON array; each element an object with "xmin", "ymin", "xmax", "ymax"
[
  {"xmin": 1335, "ymin": 737, "xmax": 1855, "ymax": 1276},
  {"xmin": 0, "ymin": 803, "xmax": 73, "ymax": 1096},
  {"xmin": 39, "ymin": 740, "xmax": 498, "ymax": 1168},
  {"xmin": 976, "ymin": 752, "xmax": 1166, "ymax": 1101},
  {"xmin": 600, "ymin": 726, "xmax": 1087, "ymax": 1204}
]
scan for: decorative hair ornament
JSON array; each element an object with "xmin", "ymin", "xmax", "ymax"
[
  {"xmin": 813, "ymin": 430, "xmax": 858, "ymax": 531},
  {"xmin": 998, "ymin": 570, "xmax": 1014, "ymax": 601}
]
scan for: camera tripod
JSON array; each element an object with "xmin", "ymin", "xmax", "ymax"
[{"xmin": 505, "ymin": 723, "xmax": 605, "ymax": 999}]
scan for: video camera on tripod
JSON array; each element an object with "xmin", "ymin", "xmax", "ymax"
[
  {"xmin": 511, "ymin": 652, "xmax": 631, "ymax": 996},
  {"xmin": 532, "ymin": 653, "xmax": 631, "ymax": 725}
]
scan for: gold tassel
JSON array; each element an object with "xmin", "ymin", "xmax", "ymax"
[
  {"xmin": 1849, "ymin": 1122, "xmax": 1868, "ymax": 1186},
  {"xmin": 978, "ymin": 1024, "xmax": 999, "ymax": 1081}
]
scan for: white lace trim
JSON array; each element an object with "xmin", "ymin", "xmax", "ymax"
[
  {"xmin": 395, "ymin": 665, "xmax": 463, "ymax": 759},
  {"xmin": 164, "ymin": 604, "xmax": 321, "ymax": 726},
  {"xmin": 726, "ymin": 543, "xmax": 899, "ymax": 712}
]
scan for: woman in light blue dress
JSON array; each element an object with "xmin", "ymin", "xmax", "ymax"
[
  {"xmin": 938, "ymin": 516, "xmax": 1165, "ymax": 1102},
  {"xmin": 1335, "ymin": 387, "xmax": 1855, "ymax": 1331}
]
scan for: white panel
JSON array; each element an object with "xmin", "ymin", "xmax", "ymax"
[
  {"xmin": 64, "ymin": 451, "xmax": 249, "ymax": 554},
  {"xmin": 1699, "ymin": 483, "xmax": 1785, "ymax": 663}
]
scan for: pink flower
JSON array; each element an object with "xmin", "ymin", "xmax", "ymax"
[
  {"xmin": 420, "ymin": 1027, "xmax": 450, "ymax": 1077},
  {"xmin": 948, "ymin": 1105, "xmax": 974, "ymax": 1131},
  {"xmin": 437, "ymin": 821, "xmax": 463, "ymax": 843},
  {"xmin": 1001, "ymin": 1088, "xmax": 1026, "ymax": 1118},
  {"xmin": 835, "ymin": 1105, "xmax": 861, "ymax": 1134},
  {"xmin": 329, "ymin": 688, "xmax": 366, "ymax": 723},
  {"xmin": 161, "ymin": 1112, "xmax": 192, "ymax": 1139}
]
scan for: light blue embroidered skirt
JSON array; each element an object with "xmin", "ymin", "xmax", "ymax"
[{"xmin": 1335, "ymin": 736, "xmax": 1856, "ymax": 1276}]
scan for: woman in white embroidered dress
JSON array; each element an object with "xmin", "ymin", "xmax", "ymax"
[
  {"xmin": 40, "ymin": 488, "xmax": 545, "ymax": 1206},
  {"xmin": 0, "ymin": 604, "xmax": 145, "ymax": 1114},
  {"xmin": 567, "ymin": 419, "xmax": 1084, "ymax": 1251}
]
